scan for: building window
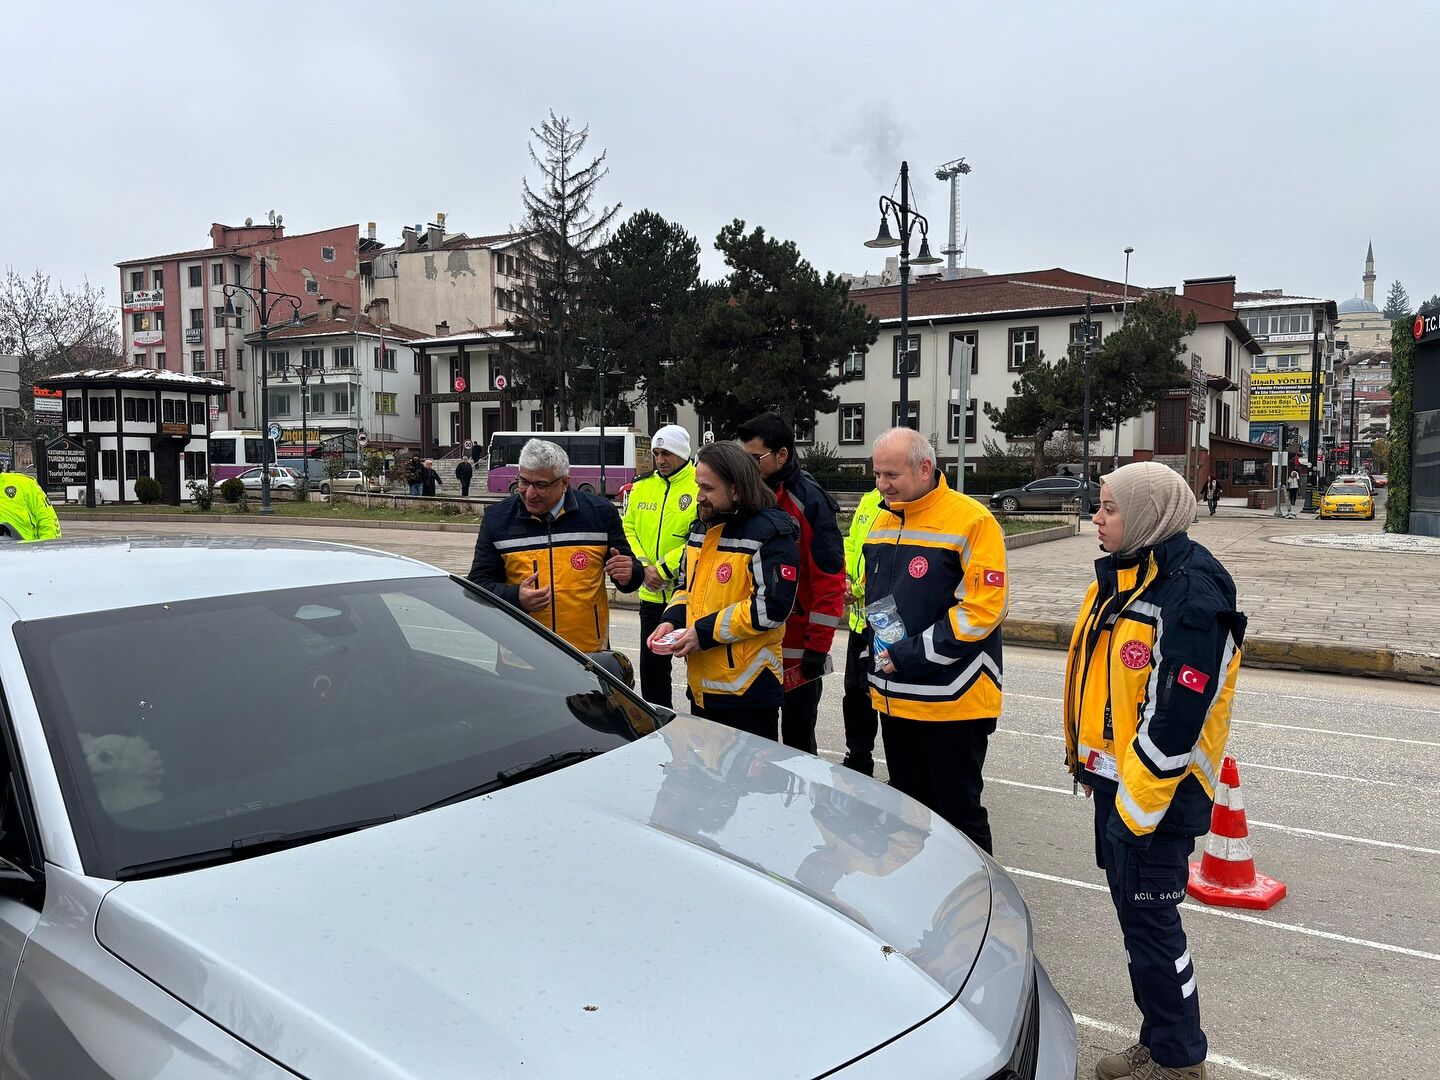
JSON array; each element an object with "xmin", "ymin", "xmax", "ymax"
[
  {"xmin": 131, "ymin": 313, "xmax": 146, "ymax": 332},
  {"xmin": 1252, "ymin": 355, "xmax": 1268, "ymax": 371},
  {"xmin": 794, "ymin": 418, "xmax": 814, "ymax": 444},
  {"xmin": 840, "ymin": 404, "xmax": 865, "ymax": 444},
  {"xmin": 322, "ymin": 246, "xmax": 336, "ymax": 262},
  {"xmin": 272, "ymin": 393, "xmax": 292, "ymax": 417},
  {"xmin": 892, "ymin": 334, "xmax": 921, "ymax": 377},
  {"xmin": 331, "ymin": 389, "xmax": 350, "ymax": 414},
  {"xmin": 191, "ymin": 350, "xmax": 205, "ymax": 371},
  {"xmin": 213, "ymin": 306, "xmax": 228, "ymax": 328},
  {"xmin": 305, "ymin": 279, "xmax": 320, "ymax": 295},
  {"xmin": 890, "ymin": 401, "xmax": 920, "ymax": 430},
  {"xmin": 414, "ymin": 394, "xmax": 422, "ymax": 416},
  {"xmin": 373, "ymin": 392, "xmax": 397, "ymax": 415},
  {"xmin": 333, "ymin": 346, "xmax": 354, "ymax": 368},
  {"xmin": 130, "ymin": 271, "xmax": 144, "ymax": 292},
  {"xmin": 840, "ymin": 348, "xmax": 866, "ymax": 380},
  {"xmin": 948, "ymin": 330, "xmax": 979, "ymax": 376},
  {"xmin": 302, "ymin": 348, "xmax": 324, "ymax": 369},
  {"xmin": 125, "ymin": 449, "xmax": 151, "ymax": 480},
  {"xmin": 308, "ymin": 391, "xmax": 325, "ymax": 415},
  {"xmin": 948, "ymin": 400, "xmax": 978, "ymax": 443},
  {"xmin": 1009, "ymin": 326, "xmax": 1039, "ymax": 370},
  {"xmin": 152, "ymin": 269, "xmax": 163, "ymax": 291},
  {"xmin": 1274, "ymin": 354, "xmax": 1301, "ymax": 371},
  {"xmin": 1069, "ymin": 320, "xmax": 1102, "ymax": 355},
  {"xmin": 184, "ymin": 451, "xmax": 208, "ymax": 480},
  {"xmin": 655, "ymin": 403, "xmax": 678, "ymax": 426},
  {"xmin": 154, "ymin": 352, "xmax": 166, "ymax": 369},
  {"xmin": 66, "ymin": 396, "xmax": 82, "ymax": 421},
  {"xmin": 374, "ymin": 347, "xmax": 396, "ymax": 371},
  {"xmin": 188, "ymin": 265, "xmax": 203, "ymax": 288},
  {"xmin": 235, "ymin": 348, "xmax": 244, "ymax": 371},
  {"xmin": 101, "ymin": 449, "xmax": 117, "ymax": 480},
  {"xmin": 122, "ymin": 397, "xmax": 155, "ymax": 424},
  {"xmin": 211, "ymin": 264, "xmax": 224, "ymax": 286},
  {"xmin": 214, "ymin": 348, "xmax": 226, "ymax": 369},
  {"xmin": 89, "ymin": 396, "xmax": 116, "ymax": 423},
  {"xmin": 1224, "ymin": 338, "xmax": 1233, "ymax": 380},
  {"xmin": 531, "ymin": 410, "xmax": 544, "ymax": 432},
  {"xmin": 268, "ymin": 350, "xmax": 289, "ymax": 374},
  {"xmin": 414, "ymin": 352, "xmax": 422, "ymax": 374},
  {"xmin": 153, "ymin": 312, "xmax": 165, "ymax": 332},
  {"xmin": 238, "ymin": 391, "xmax": 246, "ymax": 414},
  {"xmin": 189, "ymin": 401, "xmax": 205, "ymax": 425},
  {"xmin": 1157, "ymin": 396, "xmax": 1188, "ymax": 455},
  {"xmin": 188, "ymin": 308, "xmax": 203, "ymax": 330}
]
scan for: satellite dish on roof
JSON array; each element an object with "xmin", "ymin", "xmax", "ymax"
[
  {"xmin": 244, "ymin": 217, "xmax": 253, "ymax": 226},
  {"xmin": 268, "ymin": 210, "xmax": 276, "ymax": 225},
  {"xmin": 276, "ymin": 214, "xmax": 283, "ymax": 226}
]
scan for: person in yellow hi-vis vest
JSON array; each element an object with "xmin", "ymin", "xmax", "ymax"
[
  {"xmin": 840, "ymin": 487, "xmax": 884, "ymax": 775},
  {"xmin": 0, "ymin": 473, "xmax": 61, "ymax": 541},
  {"xmin": 622, "ymin": 425, "xmax": 699, "ymax": 708}
]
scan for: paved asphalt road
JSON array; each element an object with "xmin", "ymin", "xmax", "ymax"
[{"xmin": 606, "ymin": 614, "xmax": 1440, "ymax": 1080}]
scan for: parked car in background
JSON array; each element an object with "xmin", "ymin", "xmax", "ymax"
[
  {"xmin": 0, "ymin": 539, "xmax": 1077, "ymax": 1079},
  {"xmin": 989, "ymin": 475, "xmax": 1100, "ymax": 513},
  {"xmin": 1332, "ymin": 473, "xmax": 1374, "ymax": 495},
  {"xmin": 1319, "ymin": 482, "xmax": 1375, "ymax": 520},
  {"xmin": 235, "ymin": 466, "xmax": 299, "ymax": 491},
  {"xmin": 1372, "ymin": 473, "xmax": 1388, "ymax": 488},
  {"xmin": 320, "ymin": 469, "xmax": 379, "ymax": 495}
]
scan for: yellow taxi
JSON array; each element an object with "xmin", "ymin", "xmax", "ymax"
[{"xmin": 1319, "ymin": 481, "xmax": 1375, "ymax": 520}]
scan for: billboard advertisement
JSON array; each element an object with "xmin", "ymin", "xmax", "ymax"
[{"xmin": 1248, "ymin": 370, "xmax": 1325, "ymax": 422}]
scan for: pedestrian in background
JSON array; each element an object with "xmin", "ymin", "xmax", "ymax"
[
  {"xmin": 0, "ymin": 472, "xmax": 61, "ymax": 541},
  {"xmin": 455, "ymin": 457, "xmax": 473, "ymax": 497},
  {"xmin": 407, "ymin": 455, "xmax": 424, "ymax": 496},
  {"xmin": 622, "ymin": 424, "xmax": 699, "ymax": 708},
  {"xmin": 841, "ymin": 486, "xmax": 885, "ymax": 776},
  {"xmin": 737, "ymin": 412, "xmax": 846, "ymax": 753},
  {"xmin": 1285, "ymin": 469, "xmax": 1299, "ymax": 518},
  {"xmin": 1201, "ymin": 475, "xmax": 1220, "ymax": 516},
  {"xmin": 469, "ymin": 438, "xmax": 641, "ymax": 653},
  {"xmin": 647, "ymin": 441, "xmax": 798, "ymax": 740},
  {"xmin": 420, "ymin": 459, "xmax": 441, "ymax": 497},
  {"xmin": 862, "ymin": 427, "xmax": 1007, "ymax": 853},
  {"xmin": 1065, "ymin": 461, "xmax": 1247, "ymax": 1080}
]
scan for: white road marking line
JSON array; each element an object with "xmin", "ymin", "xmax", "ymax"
[
  {"xmin": 992, "ymin": 729, "xmax": 1416, "ymax": 790},
  {"xmin": 1074, "ymin": 1014, "xmax": 1322, "ymax": 1080},
  {"xmin": 1005, "ymin": 867, "xmax": 1440, "ymax": 963},
  {"xmin": 983, "ymin": 777, "xmax": 1440, "ymax": 856},
  {"xmin": 1233, "ymin": 686, "xmax": 1440, "ymax": 716},
  {"xmin": 1004, "ymin": 694, "xmax": 1440, "ymax": 749}
]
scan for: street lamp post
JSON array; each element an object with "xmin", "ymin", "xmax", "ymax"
[
  {"xmin": 221, "ymin": 258, "xmax": 303, "ymax": 515},
  {"xmin": 578, "ymin": 335, "xmax": 620, "ymax": 496},
  {"xmin": 1122, "ymin": 246, "xmax": 1134, "ymax": 324},
  {"xmin": 280, "ymin": 360, "xmax": 326, "ymax": 489},
  {"xmin": 1080, "ymin": 294, "xmax": 1094, "ymax": 524},
  {"xmin": 864, "ymin": 160, "xmax": 942, "ymax": 428}
]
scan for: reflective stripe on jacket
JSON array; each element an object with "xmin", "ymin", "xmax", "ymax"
[
  {"xmin": 0, "ymin": 474, "xmax": 60, "ymax": 541},
  {"xmin": 468, "ymin": 488, "xmax": 641, "ymax": 653},
  {"xmin": 844, "ymin": 488, "xmax": 885, "ymax": 632},
  {"xmin": 862, "ymin": 475, "xmax": 1007, "ymax": 722},
  {"xmin": 622, "ymin": 461, "xmax": 700, "ymax": 605},
  {"xmin": 662, "ymin": 507, "xmax": 799, "ymax": 710},
  {"xmin": 1063, "ymin": 533, "xmax": 1247, "ymax": 844},
  {"xmin": 770, "ymin": 458, "xmax": 846, "ymax": 669}
]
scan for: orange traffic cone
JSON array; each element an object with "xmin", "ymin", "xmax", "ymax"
[{"xmin": 1186, "ymin": 755, "xmax": 1287, "ymax": 911}]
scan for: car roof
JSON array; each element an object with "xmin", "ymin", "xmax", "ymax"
[{"xmin": 0, "ymin": 537, "xmax": 445, "ymax": 622}]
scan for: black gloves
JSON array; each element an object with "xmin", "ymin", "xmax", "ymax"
[{"xmin": 799, "ymin": 649, "xmax": 829, "ymax": 682}]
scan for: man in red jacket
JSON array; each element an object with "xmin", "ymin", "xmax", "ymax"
[{"xmin": 738, "ymin": 412, "xmax": 846, "ymax": 753}]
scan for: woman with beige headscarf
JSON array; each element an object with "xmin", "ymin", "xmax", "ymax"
[{"xmin": 1062, "ymin": 461, "xmax": 1248, "ymax": 1080}]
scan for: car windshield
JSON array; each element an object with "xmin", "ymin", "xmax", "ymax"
[
  {"xmin": 18, "ymin": 576, "xmax": 656, "ymax": 879},
  {"xmin": 1330, "ymin": 484, "xmax": 1367, "ymax": 496}
]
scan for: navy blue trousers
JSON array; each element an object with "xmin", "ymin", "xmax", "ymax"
[{"xmin": 1093, "ymin": 788, "xmax": 1207, "ymax": 1068}]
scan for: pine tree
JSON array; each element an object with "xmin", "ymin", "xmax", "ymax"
[
  {"xmin": 1419, "ymin": 294, "xmax": 1440, "ymax": 317},
  {"xmin": 585, "ymin": 210, "xmax": 701, "ymax": 432},
  {"xmin": 1382, "ymin": 280, "xmax": 1411, "ymax": 320},
  {"xmin": 683, "ymin": 220, "xmax": 876, "ymax": 435},
  {"xmin": 505, "ymin": 112, "xmax": 620, "ymax": 427}
]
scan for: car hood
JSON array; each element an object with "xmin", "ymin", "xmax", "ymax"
[{"xmin": 96, "ymin": 716, "xmax": 996, "ymax": 1079}]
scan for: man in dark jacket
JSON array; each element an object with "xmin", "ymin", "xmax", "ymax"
[
  {"xmin": 738, "ymin": 412, "xmax": 846, "ymax": 754},
  {"xmin": 455, "ymin": 458, "xmax": 474, "ymax": 497},
  {"xmin": 469, "ymin": 438, "xmax": 642, "ymax": 653},
  {"xmin": 420, "ymin": 459, "xmax": 441, "ymax": 497}
]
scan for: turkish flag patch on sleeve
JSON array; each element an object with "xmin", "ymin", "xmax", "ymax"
[
  {"xmin": 983, "ymin": 569, "xmax": 1005, "ymax": 587},
  {"xmin": 1177, "ymin": 665, "xmax": 1211, "ymax": 693},
  {"xmin": 779, "ymin": 565, "xmax": 798, "ymax": 581}
]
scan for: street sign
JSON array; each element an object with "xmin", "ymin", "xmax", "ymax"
[
  {"xmin": 357, "ymin": 431, "xmax": 369, "ymax": 448},
  {"xmin": 267, "ymin": 423, "xmax": 282, "ymax": 441},
  {"xmin": 0, "ymin": 438, "xmax": 13, "ymax": 471},
  {"xmin": 493, "ymin": 375, "xmax": 507, "ymax": 391},
  {"xmin": 453, "ymin": 376, "xmax": 466, "ymax": 393},
  {"xmin": 45, "ymin": 436, "xmax": 88, "ymax": 488},
  {"xmin": 33, "ymin": 387, "xmax": 63, "ymax": 425},
  {"xmin": 0, "ymin": 354, "xmax": 18, "ymax": 398},
  {"xmin": 463, "ymin": 439, "xmax": 474, "ymax": 450}
]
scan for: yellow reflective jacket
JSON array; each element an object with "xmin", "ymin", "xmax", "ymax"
[
  {"xmin": 622, "ymin": 461, "xmax": 700, "ymax": 604},
  {"xmin": 0, "ymin": 474, "xmax": 61, "ymax": 541},
  {"xmin": 1063, "ymin": 534, "xmax": 1247, "ymax": 844},
  {"xmin": 662, "ymin": 507, "xmax": 799, "ymax": 710},
  {"xmin": 844, "ymin": 488, "xmax": 885, "ymax": 632},
  {"xmin": 862, "ymin": 476, "xmax": 1007, "ymax": 722}
]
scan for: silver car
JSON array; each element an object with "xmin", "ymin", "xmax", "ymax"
[{"xmin": 0, "ymin": 538, "xmax": 1076, "ymax": 1078}]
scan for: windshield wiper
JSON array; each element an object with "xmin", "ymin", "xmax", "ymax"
[
  {"xmin": 413, "ymin": 749, "xmax": 605, "ymax": 814},
  {"xmin": 115, "ymin": 815, "xmax": 398, "ymax": 881}
]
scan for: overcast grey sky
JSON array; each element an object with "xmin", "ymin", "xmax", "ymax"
[{"xmin": 5, "ymin": 1, "xmax": 1436, "ymax": 310}]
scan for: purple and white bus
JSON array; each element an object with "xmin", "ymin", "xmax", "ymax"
[
  {"xmin": 486, "ymin": 429, "xmax": 652, "ymax": 497},
  {"xmin": 208, "ymin": 430, "xmax": 277, "ymax": 482}
]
